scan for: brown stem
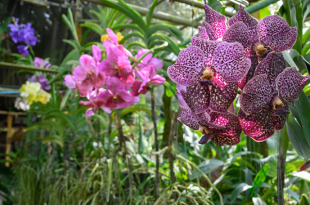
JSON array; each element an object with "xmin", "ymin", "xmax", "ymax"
[{"xmin": 151, "ymin": 88, "xmax": 159, "ymax": 200}]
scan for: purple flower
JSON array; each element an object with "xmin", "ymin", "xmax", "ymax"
[
  {"xmin": 34, "ymin": 57, "xmax": 51, "ymax": 68},
  {"xmin": 238, "ymin": 68, "xmax": 309, "ymax": 141},
  {"xmin": 202, "ymin": 5, "xmax": 227, "ymax": 40},
  {"xmin": 28, "ymin": 74, "xmax": 51, "ymax": 91},
  {"xmin": 17, "ymin": 45, "xmax": 29, "ymax": 56},
  {"xmin": 8, "ymin": 19, "xmax": 37, "ymax": 46}
]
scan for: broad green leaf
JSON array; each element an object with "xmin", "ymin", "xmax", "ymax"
[
  {"xmin": 252, "ymin": 197, "xmax": 265, "ymax": 205},
  {"xmin": 288, "ymin": 189, "xmax": 300, "ymax": 203},
  {"xmin": 300, "ymin": 194, "xmax": 310, "ymax": 205},
  {"xmin": 249, "ymin": 164, "xmax": 270, "ymax": 196},
  {"xmin": 120, "ymin": 104, "xmax": 151, "ymax": 118},
  {"xmin": 190, "ymin": 159, "xmax": 224, "ymax": 180},
  {"xmin": 231, "ymin": 183, "xmax": 252, "ymax": 203},
  {"xmin": 106, "ymin": 159, "xmax": 113, "ymax": 202},
  {"xmin": 283, "ymin": 50, "xmax": 299, "ymax": 70},
  {"xmin": 294, "ymin": 91, "xmax": 310, "ymax": 146},
  {"xmin": 302, "ymin": 28, "xmax": 310, "ymax": 45}
]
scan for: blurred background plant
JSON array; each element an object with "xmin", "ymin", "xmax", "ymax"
[{"xmin": 0, "ymin": 0, "xmax": 310, "ymax": 205}]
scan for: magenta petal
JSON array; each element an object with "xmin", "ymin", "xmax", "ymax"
[
  {"xmin": 119, "ymin": 69, "xmax": 135, "ymax": 85},
  {"xmin": 239, "ymin": 54, "xmax": 259, "ymax": 89},
  {"xmin": 92, "ymin": 45, "xmax": 101, "ymax": 63},
  {"xmin": 73, "ymin": 65, "xmax": 87, "ymax": 81},
  {"xmin": 150, "ymin": 75, "xmax": 165, "ymax": 84},
  {"xmin": 210, "ymin": 73, "xmax": 238, "ymax": 112},
  {"xmin": 228, "ymin": 5, "xmax": 259, "ymax": 42},
  {"xmin": 254, "ymin": 52, "xmax": 286, "ymax": 89},
  {"xmin": 167, "ymin": 46, "xmax": 204, "ymax": 86},
  {"xmin": 276, "ymin": 67, "xmax": 310, "ymax": 102},
  {"xmin": 149, "ymin": 58, "xmax": 163, "ymax": 71},
  {"xmin": 106, "ymin": 28, "xmax": 118, "ymax": 45},
  {"xmin": 198, "ymin": 26, "xmax": 209, "ymax": 40},
  {"xmin": 212, "ymin": 42, "xmax": 251, "ymax": 82},
  {"xmin": 80, "ymin": 101, "xmax": 94, "ymax": 107},
  {"xmin": 240, "ymin": 74, "xmax": 273, "ymax": 114},
  {"xmin": 222, "ymin": 21, "xmax": 251, "ymax": 49},
  {"xmin": 131, "ymin": 80, "xmax": 143, "ymax": 96},
  {"xmin": 202, "ymin": 21, "xmax": 216, "ymax": 40},
  {"xmin": 272, "ymin": 100, "xmax": 288, "ymax": 130},
  {"xmin": 79, "ymin": 54, "xmax": 96, "ymax": 72},
  {"xmin": 98, "ymin": 60, "xmax": 115, "ymax": 77},
  {"xmin": 136, "ymin": 48, "xmax": 152, "ymax": 65},
  {"xmin": 85, "ymin": 108, "xmax": 95, "ymax": 117},
  {"xmin": 97, "ymin": 90, "xmax": 113, "ymax": 102},
  {"xmin": 258, "ymin": 15, "xmax": 297, "ymax": 52},
  {"xmin": 101, "ymin": 106, "xmax": 112, "ymax": 114},
  {"xmin": 228, "ymin": 103, "xmax": 235, "ymax": 114},
  {"xmin": 106, "ymin": 46, "xmax": 123, "ymax": 65},
  {"xmin": 64, "ymin": 75, "xmax": 76, "ymax": 89},
  {"xmin": 93, "ymin": 72, "xmax": 105, "ymax": 89},
  {"xmin": 210, "ymin": 112, "xmax": 242, "ymax": 146},
  {"xmin": 191, "ymin": 37, "xmax": 219, "ymax": 67},
  {"xmin": 187, "ymin": 82, "xmax": 210, "ymax": 114},
  {"xmin": 117, "ymin": 91, "xmax": 133, "ymax": 102},
  {"xmin": 238, "ymin": 108, "xmax": 274, "ymax": 142},
  {"xmin": 106, "ymin": 77, "xmax": 121, "ymax": 94},
  {"xmin": 203, "ymin": 5, "xmax": 227, "ymax": 40},
  {"xmin": 180, "ymin": 107, "xmax": 199, "ymax": 130}
]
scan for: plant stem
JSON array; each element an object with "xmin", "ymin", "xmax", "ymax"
[
  {"xmin": 151, "ymin": 87, "xmax": 160, "ymax": 200},
  {"xmin": 277, "ymin": 126, "xmax": 289, "ymax": 205},
  {"xmin": 107, "ymin": 114, "xmax": 112, "ymax": 158}
]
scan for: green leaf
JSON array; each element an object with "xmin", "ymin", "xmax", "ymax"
[
  {"xmin": 148, "ymin": 24, "xmax": 183, "ymax": 41},
  {"xmin": 149, "ymin": 33, "xmax": 180, "ymax": 55},
  {"xmin": 286, "ymin": 114, "xmax": 310, "ymax": 160},
  {"xmin": 147, "ymin": 0, "xmax": 158, "ymax": 26},
  {"xmin": 106, "ymin": 159, "xmax": 113, "ymax": 202},
  {"xmin": 302, "ymin": 43, "xmax": 310, "ymax": 56},
  {"xmin": 283, "ymin": 50, "xmax": 299, "ymax": 69},
  {"xmin": 252, "ymin": 197, "xmax": 265, "ymax": 205},
  {"xmin": 41, "ymin": 136, "xmax": 63, "ymax": 147},
  {"xmin": 293, "ymin": 171, "xmax": 310, "ymax": 182},
  {"xmin": 259, "ymin": 6, "xmax": 270, "ymax": 19},
  {"xmin": 249, "ymin": 164, "xmax": 270, "ymax": 197},
  {"xmin": 294, "ymin": 91, "xmax": 310, "ymax": 146},
  {"xmin": 119, "ymin": 32, "xmax": 144, "ymax": 44},
  {"xmin": 231, "ymin": 183, "xmax": 253, "ymax": 203},
  {"xmin": 60, "ymin": 89, "xmax": 71, "ymax": 111},
  {"xmin": 138, "ymin": 115, "xmax": 144, "ymax": 154},
  {"xmin": 63, "ymin": 39, "xmax": 80, "ymax": 49},
  {"xmin": 126, "ymin": 41, "xmax": 146, "ymax": 49},
  {"xmin": 300, "ymin": 194, "xmax": 310, "ymax": 205},
  {"xmin": 111, "ymin": 24, "xmax": 144, "ymax": 33},
  {"xmin": 120, "ymin": 104, "xmax": 152, "ymax": 118},
  {"xmin": 190, "ymin": 159, "xmax": 224, "ymax": 180},
  {"xmin": 80, "ymin": 22, "xmax": 104, "ymax": 35}
]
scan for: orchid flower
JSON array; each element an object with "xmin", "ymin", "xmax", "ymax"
[
  {"xmin": 29, "ymin": 74, "xmax": 51, "ymax": 91},
  {"xmin": 202, "ymin": 5, "xmax": 227, "ymax": 40},
  {"xmin": 168, "ymin": 38, "xmax": 251, "ymax": 112},
  {"xmin": 80, "ymin": 89, "xmax": 112, "ymax": 117},
  {"xmin": 135, "ymin": 48, "xmax": 163, "ymax": 71},
  {"xmin": 238, "ymin": 67, "xmax": 309, "ymax": 141},
  {"xmin": 34, "ymin": 57, "xmax": 51, "ymax": 68}
]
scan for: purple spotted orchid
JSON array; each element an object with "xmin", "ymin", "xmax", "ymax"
[
  {"xmin": 238, "ymin": 67, "xmax": 309, "ymax": 141},
  {"xmin": 176, "ymin": 85, "xmax": 242, "ymax": 145},
  {"xmin": 221, "ymin": 5, "xmax": 297, "ymax": 88},
  {"xmin": 168, "ymin": 37, "xmax": 251, "ymax": 113}
]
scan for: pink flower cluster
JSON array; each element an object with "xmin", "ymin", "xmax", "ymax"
[{"xmin": 64, "ymin": 29, "xmax": 165, "ymax": 117}]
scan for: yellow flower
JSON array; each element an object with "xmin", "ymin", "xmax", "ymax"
[
  {"xmin": 20, "ymin": 81, "xmax": 41, "ymax": 105},
  {"xmin": 116, "ymin": 32, "xmax": 124, "ymax": 43},
  {"xmin": 100, "ymin": 32, "xmax": 124, "ymax": 43},
  {"xmin": 36, "ymin": 89, "xmax": 51, "ymax": 104},
  {"xmin": 101, "ymin": 34, "xmax": 110, "ymax": 42}
]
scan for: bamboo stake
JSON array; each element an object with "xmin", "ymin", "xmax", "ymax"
[
  {"xmin": 5, "ymin": 114, "xmax": 13, "ymax": 167},
  {"xmin": 0, "ymin": 62, "xmax": 58, "ymax": 73}
]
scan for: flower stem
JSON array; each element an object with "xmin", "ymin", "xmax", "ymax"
[{"xmin": 151, "ymin": 87, "xmax": 160, "ymax": 200}]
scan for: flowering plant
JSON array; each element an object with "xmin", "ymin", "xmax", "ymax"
[
  {"xmin": 64, "ymin": 28, "xmax": 165, "ymax": 117},
  {"xmin": 167, "ymin": 5, "xmax": 309, "ymax": 146}
]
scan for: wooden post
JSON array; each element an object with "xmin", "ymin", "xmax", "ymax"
[{"xmin": 5, "ymin": 114, "xmax": 13, "ymax": 167}]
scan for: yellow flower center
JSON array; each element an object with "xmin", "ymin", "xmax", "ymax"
[
  {"xmin": 201, "ymin": 67, "xmax": 214, "ymax": 81},
  {"xmin": 254, "ymin": 43, "xmax": 267, "ymax": 56},
  {"xmin": 272, "ymin": 96, "xmax": 284, "ymax": 110}
]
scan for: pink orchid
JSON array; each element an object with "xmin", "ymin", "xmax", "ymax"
[
  {"xmin": 97, "ymin": 77, "xmax": 134, "ymax": 109},
  {"xmin": 34, "ymin": 57, "xmax": 51, "ymax": 68},
  {"xmin": 135, "ymin": 48, "xmax": 163, "ymax": 71},
  {"xmin": 131, "ymin": 66, "xmax": 165, "ymax": 96},
  {"xmin": 80, "ymin": 89, "xmax": 112, "ymax": 117}
]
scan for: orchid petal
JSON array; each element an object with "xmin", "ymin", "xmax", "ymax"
[
  {"xmin": 198, "ymin": 26, "xmax": 209, "ymax": 40},
  {"xmin": 222, "ymin": 21, "xmax": 251, "ymax": 49},
  {"xmin": 93, "ymin": 72, "xmax": 105, "ymax": 89},
  {"xmin": 238, "ymin": 108, "xmax": 274, "ymax": 142},
  {"xmin": 64, "ymin": 75, "xmax": 76, "ymax": 89},
  {"xmin": 98, "ymin": 60, "xmax": 115, "ymax": 77},
  {"xmin": 119, "ymin": 69, "xmax": 135, "ymax": 85},
  {"xmin": 106, "ymin": 77, "xmax": 121, "ymax": 94},
  {"xmin": 191, "ymin": 37, "xmax": 219, "ymax": 67},
  {"xmin": 179, "ymin": 108, "xmax": 199, "ymax": 130},
  {"xmin": 79, "ymin": 54, "xmax": 96, "ymax": 73},
  {"xmin": 73, "ymin": 65, "xmax": 87, "ymax": 81},
  {"xmin": 276, "ymin": 67, "xmax": 310, "ymax": 102},
  {"xmin": 203, "ymin": 5, "xmax": 227, "ymax": 40},
  {"xmin": 118, "ymin": 91, "xmax": 133, "ymax": 102},
  {"xmin": 150, "ymin": 75, "xmax": 165, "ymax": 84},
  {"xmin": 101, "ymin": 106, "xmax": 112, "ymax": 114},
  {"xmin": 212, "ymin": 42, "xmax": 251, "ymax": 82},
  {"xmin": 258, "ymin": 15, "xmax": 297, "ymax": 52},
  {"xmin": 106, "ymin": 28, "xmax": 118, "ymax": 45},
  {"xmin": 240, "ymin": 74, "xmax": 274, "ymax": 114},
  {"xmin": 92, "ymin": 45, "xmax": 101, "ymax": 63},
  {"xmin": 187, "ymin": 82, "xmax": 210, "ymax": 114},
  {"xmin": 85, "ymin": 108, "xmax": 95, "ymax": 117},
  {"xmin": 210, "ymin": 73, "xmax": 238, "ymax": 112},
  {"xmin": 149, "ymin": 58, "xmax": 163, "ymax": 71},
  {"xmin": 167, "ymin": 46, "xmax": 204, "ymax": 86}
]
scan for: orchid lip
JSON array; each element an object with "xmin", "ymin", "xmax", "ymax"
[
  {"xmin": 273, "ymin": 108, "xmax": 290, "ymax": 116},
  {"xmin": 198, "ymin": 134, "xmax": 213, "ymax": 144},
  {"xmin": 254, "ymin": 43, "xmax": 267, "ymax": 56}
]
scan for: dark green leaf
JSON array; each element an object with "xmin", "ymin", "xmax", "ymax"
[
  {"xmin": 249, "ymin": 164, "xmax": 270, "ymax": 197},
  {"xmin": 231, "ymin": 183, "xmax": 252, "ymax": 203}
]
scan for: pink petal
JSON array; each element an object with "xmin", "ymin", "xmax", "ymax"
[
  {"xmin": 212, "ymin": 41, "xmax": 251, "ymax": 82},
  {"xmin": 117, "ymin": 57, "xmax": 132, "ymax": 73},
  {"xmin": 131, "ymin": 80, "xmax": 143, "ymax": 96},
  {"xmin": 106, "ymin": 28, "xmax": 118, "ymax": 45},
  {"xmin": 64, "ymin": 75, "xmax": 76, "ymax": 89},
  {"xmin": 93, "ymin": 72, "xmax": 105, "ymax": 89},
  {"xmin": 203, "ymin": 5, "xmax": 227, "ymax": 40},
  {"xmin": 119, "ymin": 69, "xmax": 135, "ymax": 85},
  {"xmin": 176, "ymin": 85, "xmax": 188, "ymax": 108},
  {"xmin": 97, "ymin": 90, "xmax": 113, "ymax": 102},
  {"xmin": 100, "ymin": 106, "xmax": 112, "ymax": 114},
  {"xmin": 73, "ymin": 65, "xmax": 87, "ymax": 81},
  {"xmin": 180, "ymin": 107, "xmax": 199, "ymax": 130},
  {"xmin": 92, "ymin": 45, "xmax": 101, "ymax": 63},
  {"xmin": 85, "ymin": 108, "xmax": 95, "ymax": 117},
  {"xmin": 106, "ymin": 77, "xmax": 121, "ymax": 94},
  {"xmin": 149, "ymin": 58, "xmax": 163, "ymax": 71},
  {"xmin": 258, "ymin": 15, "xmax": 297, "ymax": 52},
  {"xmin": 150, "ymin": 75, "xmax": 165, "ymax": 84},
  {"xmin": 276, "ymin": 67, "xmax": 310, "ymax": 102},
  {"xmin": 98, "ymin": 60, "xmax": 115, "ymax": 77},
  {"xmin": 136, "ymin": 48, "xmax": 152, "ymax": 65},
  {"xmin": 240, "ymin": 74, "xmax": 274, "ymax": 114},
  {"xmin": 80, "ymin": 101, "xmax": 94, "ymax": 107},
  {"xmin": 118, "ymin": 91, "xmax": 133, "ymax": 102},
  {"xmin": 198, "ymin": 26, "xmax": 209, "ymax": 40},
  {"xmin": 167, "ymin": 46, "xmax": 204, "ymax": 86},
  {"xmin": 79, "ymin": 54, "xmax": 96, "ymax": 73}
]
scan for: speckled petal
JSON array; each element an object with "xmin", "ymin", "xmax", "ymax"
[
  {"xmin": 238, "ymin": 53, "xmax": 258, "ymax": 89},
  {"xmin": 191, "ymin": 37, "xmax": 220, "ymax": 67},
  {"xmin": 210, "ymin": 73, "xmax": 238, "ymax": 112},
  {"xmin": 212, "ymin": 42, "xmax": 251, "ymax": 82},
  {"xmin": 240, "ymin": 74, "xmax": 274, "ymax": 114},
  {"xmin": 258, "ymin": 15, "xmax": 297, "ymax": 52},
  {"xmin": 202, "ymin": 21, "xmax": 216, "ymax": 40},
  {"xmin": 179, "ymin": 108, "xmax": 199, "ymax": 130},
  {"xmin": 276, "ymin": 67, "xmax": 310, "ymax": 102},
  {"xmin": 198, "ymin": 26, "xmax": 209, "ymax": 40},
  {"xmin": 238, "ymin": 107, "xmax": 274, "ymax": 142},
  {"xmin": 222, "ymin": 21, "xmax": 251, "ymax": 49},
  {"xmin": 210, "ymin": 112, "xmax": 242, "ymax": 145},
  {"xmin": 254, "ymin": 52, "xmax": 286, "ymax": 89},
  {"xmin": 272, "ymin": 100, "xmax": 288, "ymax": 130},
  {"xmin": 196, "ymin": 112, "xmax": 227, "ymax": 130},
  {"xmin": 187, "ymin": 82, "xmax": 210, "ymax": 114},
  {"xmin": 167, "ymin": 46, "xmax": 204, "ymax": 86},
  {"xmin": 228, "ymin": 5, "xmax": 259, "ymax": 42},
  {"xmin": 203, "ymin": 5, "xmax": 227, "ymax": 40}
]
